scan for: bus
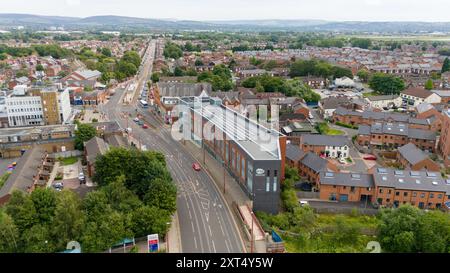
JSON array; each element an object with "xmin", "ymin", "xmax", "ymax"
[{"xmin": 139, "ymin": 100, "xmax": 149, "ymax": 108}]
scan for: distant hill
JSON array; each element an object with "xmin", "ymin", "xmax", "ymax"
[{"xmin": 1, "ymin": 13, "xmax": 450, "ymax": 33}]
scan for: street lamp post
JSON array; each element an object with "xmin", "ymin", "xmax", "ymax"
[
  {"xmin": 250, "ymin": 211, "xmax": 254, "ymax": 254},
  {"xmin": 166, "ymin": 222, "xmax": 171, "ymax": 253},
  {"xmin": 223, "ymin": 160, "xmax": 226, "ymax": 194}
]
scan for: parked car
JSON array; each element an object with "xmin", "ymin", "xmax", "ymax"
[
  {"xmin": 78, "ymin": 173, "xmax": 85, "ymax": 183},
  {"xmin": 299, "ymin": 200, "xmax": 309, "ymax": 207},
  {"xmin": 53, "ymin": 182, "xmax": 64, "ymax": 189},
  {"xmin": 192, "ymin": 163, "xmax": 201, "ymax": 172},
  {"xmin": 142, "ymin": 124, "xmax": 149, "ymax": 129},
  {"xmin": 364, "ymin": 155, "xmax": 377, "ymax": 161},
  {"xmin": 134, "ymin": 117, "xmax": 140, "ymax": 123}
]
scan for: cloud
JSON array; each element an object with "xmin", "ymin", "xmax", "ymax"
[
  {"xmin": 364, "ymin": 0, "xmax": 383, "ymax": 6},
  {"xmin": 66, "ymin": 0, "xmax": 81, "ymax": 7}
]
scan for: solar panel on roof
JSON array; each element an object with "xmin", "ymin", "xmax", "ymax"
[
  {"xmin": 427, "ymin": 172, "xmax": 437, "ymax": 177},
  {"xmin": 410, "ymin": 171, "xmax": 421, "ymax": 177},
  {"xmin": 378, "ymin": 168, "xmax": 387, "ymax": 174}
]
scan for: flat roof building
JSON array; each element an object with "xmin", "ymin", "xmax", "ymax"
[{"xmin": 178, "ymin": 97, "xmax": 286, "ymax": 214}]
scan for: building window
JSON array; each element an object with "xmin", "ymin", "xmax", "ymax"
[
  {"xmin": 430, "ymin": 193, "xmax": 434, "ymax": 198},
  {"xmin": 273, "ymin": 170, "xmax": 278, "ymax": 192},
  {"xmin": 396, "ymin": 192, "xmax": 400, "ymax": 196},
  {"xmin": 420, "ymin": 193, "xmax": 425, "ymax": 198},
  {"xmin": 413, "ymin": 192, "xmax": 417, "ymax": 197},
  {"xmin": 266, "ymin": 170, "xmax": 271, "ymax": 192},
  {"xmin": 404, "ymin": 192, "xmax": 408, "ymax": 197},
  {"xmin": 379, "ymin": 189, "xmax": 383, "ymax": 193}
]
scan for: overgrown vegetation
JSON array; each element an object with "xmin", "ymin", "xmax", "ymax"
[
  {"xmin": 316, "ymin": 122, "xmax": 344, "ymax": 135},
  {"xmin": 0, "ymin": 148, "xmax": 176, "ymax": 253}
]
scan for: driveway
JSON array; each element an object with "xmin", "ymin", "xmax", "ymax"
[{"xmin": 338, "ymin": 145, "xmax": 375, "ymax": 173}]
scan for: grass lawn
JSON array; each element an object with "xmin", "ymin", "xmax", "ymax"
[
  {"xmin": 58, "ymin": 156, "xmax": 79, "ymax": 166},
  {"xmin": 0, "ymin": 172, "xmax": 11, "ymax": 189},
  {"xmin": 317, "ymin": 122, "xmax": 345, "ymax": 136},
  {"xmin": 327, "ymin": 128, "xmax": 345, "ymax": 135},
  {"xmin": 362, "ymin": 92, "xmax": 380, "ymax": 98}
]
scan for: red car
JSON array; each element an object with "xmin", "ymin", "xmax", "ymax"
[
  {"xmin": 142, "ymin": 124, "xmax": 149, "ymax": 129},
  {"xmin": 364, "ymin": 155, "xmax": 377, "ymax": 161},
  {"xmin": 192, "ymin": 163, "xmax": 201, "ymax": 172}
]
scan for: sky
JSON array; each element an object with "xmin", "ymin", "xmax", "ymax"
[{"xmin": 0, "ymin": 0, "xmax": 449, "ymax": 22}]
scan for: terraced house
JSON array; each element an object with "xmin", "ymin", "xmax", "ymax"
[
  {"xmin": 318, "ymin": 168, "xmax": 450, "ymax": 210},
  {"xmin": 300, "ymin": 134, "xmax": 350, "ymax": 159},
  {"xmin": 357, "ymin": 122, "xmax": 437, "ymax": 152}
]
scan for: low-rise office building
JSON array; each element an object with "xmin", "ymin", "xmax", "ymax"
[{"xmin": 178, "ymin": 97, "xmax": 286, "ymax": 214}]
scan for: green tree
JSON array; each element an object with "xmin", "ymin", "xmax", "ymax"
[
  {"xmin": 424, "ymin": 79, "xmax": 434, "ymax": 90},
  {"xmin": 163, "ymin": 42, "xmax": 183, "ymax": 59},
  {"xmin": 51, "ymin": 191, "xmax": 85, "ymax": 251},
  {"xmin": 5, "ymin": 191, "xmax": 37, "ymax": 234},
  {"xmin": 36, "ymin": 64, "xmax": 44, "ymax": 71},
  {"xmin": 121, "ymin": 51, "xmax": 141, "ymax": 68},
  {"xmin": 21, "ymin": 224, "xmax": 55, "ymax": 253},
  {"xmin": 101, "ymin": 47, "xmax": 112, "ymax": 57},
  {"xmin": 74, "ymin": 123, "xmax": 97, "ymax": 151},
  {"xmin": 30, "ymin": 188, "xmax": 57, "ymax": 224},
  {"xmin": 415, "ymin": 211, "xmax": 450, "ymax": 253},
  {"xmin": 0, "ymin": 53, "xmax": 7, "ymax": 60},
  {"xmin": 351, "ymin": 38, "xmax": 372, "ymax": 49},
  {"xmin": 442, "ymin": 57, "xmax": 450, "ymax": 73},
  {"xmin": 151, "ymin": 72, "xmax": 160, "ymax": 83},
  {"xmin": 174, "ymin": 66, "xmax": 185, "ymax": 77},
  {"xmin": 143, "ymin": 178, "xmax": 177, "ymax": 213},
  {"xmin": 263, "ymin": 60, "xmax": 277, "ymax": 71},
  {"xmin": 131, "ymin": 206, "xmax": 171, "ymax": 238},
  {"xmin": 378, "ymin": 205, "xmax": 420, "ymax": 253},
  {"xmin": 368, "ymin": 73, "xmax": 405, "ymax": 95},
  {"xmin": 357, "ymin": 70, "xmax": 370, "ymax": 82},
  {"xmin": 57, "ymin": 70, "xmax": 68, "ymax": 78},
  {"xmin": 15, "ymin": 69, "xmax": 29, "ymax": 78},
  {"xmin": 102, "ymin": 176, "xmax": 143, "ymax": 214},
  {"xmin": 80, "ymin": 211, "xmax": 131, "ymax": 253},
  {"xmin": 0, "ymin": 210, "xmax": 19, "ymax": 253},
  {"xmin": 195, "ymin": 59, "xmax": 204, "ymax": 66},
  {"xmin": 93, "ymin": 148, "xmax": 173, "ymax": 200}
]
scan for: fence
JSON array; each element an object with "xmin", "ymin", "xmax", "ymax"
[
  {"xmin": 52, "ymin": 150, "xmax": 83, "ymax": 158},
  {"xmin": 311, "ymin": 206, "xmax": 379, "ymax": 216},
  {"xmin": 297, "ymin": 192, "xmax": 320, "ymax": 199}
]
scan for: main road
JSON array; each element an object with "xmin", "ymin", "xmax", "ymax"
[{"xmin": 100, "ymin": 39, "xmax": 245, "ymax": 253}]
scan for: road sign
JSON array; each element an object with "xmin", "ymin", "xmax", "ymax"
[{"xmin": 147, "ymin": 234, "xmax": 159, "ymax": 253}]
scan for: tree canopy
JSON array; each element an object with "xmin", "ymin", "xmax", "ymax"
[
  {"xmin": 378, "ymin": 205, "xmax": 450, "ymax": 253},
  {"xmin": 368, "ymin": 73, "xmax": 406, "ymax": 95},
  {"xmin": 74, "ymin": 123, "xmax": 97, "ymax": 151},
  {"xmin": 164, "ymin": 42, "xmax": 183, "ymax": 59}
]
